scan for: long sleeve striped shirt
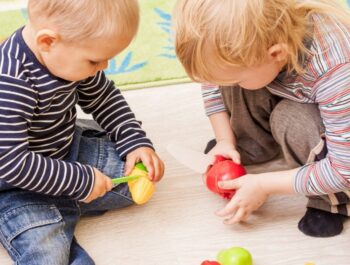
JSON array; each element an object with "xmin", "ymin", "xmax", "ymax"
[
  {"xmin": 201, "ymin": 14, "xmax": 350, "ymax": 196},
  {"xmin": 0, "ymin": 28, "xmax": 153, "ymax": 201}
]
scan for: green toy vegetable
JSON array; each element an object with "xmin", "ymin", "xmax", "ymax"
[{"xmin": 217, "ymin": 247, "xmax": 253, "ymax": 265}]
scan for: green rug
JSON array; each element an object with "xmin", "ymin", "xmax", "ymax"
[{"xmin": 0, "ymin": 0, "xmax": 189, "ymax": 90}]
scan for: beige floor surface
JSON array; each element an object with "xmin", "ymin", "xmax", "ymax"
[{"xmin": 0, "ymin": 83, "xmax": 349, "ymax": 265}]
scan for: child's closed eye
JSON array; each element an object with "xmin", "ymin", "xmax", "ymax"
[{"xmin": 89, "ymin": 60, "xmax": 99, "ymax": 65}]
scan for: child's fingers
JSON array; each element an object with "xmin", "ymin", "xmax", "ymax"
[
  {"xmin": 151, "ymin": 156, "xmax": 159, "ymax": 181},
  {"xmin": 218, "ymin": 178, "xmax": 241, "ymax": 190},
  {"xmin": 216, "ymin": 198, "xmax": 239, "ymax": 217},
  {"xmin": 105, "ymin": 177, "xmax": 113, "ymax": 191},
  {"xmin": 224, "ymin": 208, "xmax": 247, "ymax": 225},
  {"xmin": 159, "ymin": 157, "xmax": 165, "ymax": 178},
  {"xmin": 124, "ymin": 156, "xmax": 137, "ymax": 175},
  {"xmin": 142, "ymin": 158, "xmax": 155, "ymax": 181},
  {"xmin": 229, "ymin": 149, "xmax": 241, "ymax": 164},
  {"xmin": 152, "ymin": 156, "xmax": 164, "ymax": 182}
]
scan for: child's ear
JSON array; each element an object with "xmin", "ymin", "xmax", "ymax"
[
  {"xmin": 35, "ymin": 29, "xmax": 59, "ymax": 52},
  {"xmin": 268, "ymin": 43, "xmax": 288, "ymax": 63}
]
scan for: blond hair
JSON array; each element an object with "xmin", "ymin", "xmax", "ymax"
[
  {"xmin": 174, "ymin": 0, "xmax": 350, "ymax": 84},
  {"xmin": 28, "ymin": 0, "xmax": 139, "ymax": 41}
]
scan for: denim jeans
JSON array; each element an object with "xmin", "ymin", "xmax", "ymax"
[{"xmin": 0, "ymin": 119, "xmax": 134, "ymax": 265}]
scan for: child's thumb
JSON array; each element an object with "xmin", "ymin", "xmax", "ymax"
[
  {"xmin": 124, "ymin": 158, "xmax": 136, "ymax": 176},
  {"xmin": 229, "ymin": 150, "xmax": 241, "ymax": 164}
]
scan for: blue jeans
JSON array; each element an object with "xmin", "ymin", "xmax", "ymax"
[{"xmin": 0, "ymin": 119, "xmax": 134, "ymax": 265}]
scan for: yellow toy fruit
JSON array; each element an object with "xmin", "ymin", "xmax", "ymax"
[{"xmin": 128, "ymin": 163, "xmax": 155, "ymax": 205}]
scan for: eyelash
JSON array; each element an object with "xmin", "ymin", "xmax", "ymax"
[{"xmin": 89, "ymin": 61, "xmax": 98, "ymax": 65}]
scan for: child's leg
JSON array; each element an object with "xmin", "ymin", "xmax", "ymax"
[
  {"xmin": 65, "ymin": 119, "xmax": 134, "ymax": 216},
  {"xmin": 0, "ymin": 190, "xmax": 82, "ymax": 265},
  {"xmin": 270, "ymin": 99, "xmax": 348, "ymax": 237},
  {"xmin": 270, "ymin": 99, "xmax": 325, "ymax": 166},
  {"xmin": 69, "ymin": 237, "xmax": 95, "ymax": 265},
  {"xmin": 0, "ymin": 119, "xmax": 132, "ymax": 265},
  {"xmin": 219, "ymin": 86, "xmax": 281, "ymax": 164}
]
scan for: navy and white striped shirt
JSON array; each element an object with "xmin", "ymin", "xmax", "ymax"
[{"xmin": 0, "ymin": 28, "xmax": 153, "ymax": 201}]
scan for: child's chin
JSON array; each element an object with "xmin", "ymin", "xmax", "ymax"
[
  {"xmin": 241, "ymin": 84, "xmax": 265, "ymax": 90},
  {"xmin": 61, "ymin": 75, "xmax": 90, "ymax": 82}
]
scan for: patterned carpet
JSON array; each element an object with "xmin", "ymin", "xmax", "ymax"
[{"xmin": 0, "ymin": 0, "xmax": 189, "ymax": 90}]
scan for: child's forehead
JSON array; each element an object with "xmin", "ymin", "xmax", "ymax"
[{"xmin": 68, "ymin": 34, "xmax": 132, "ymax": 60}]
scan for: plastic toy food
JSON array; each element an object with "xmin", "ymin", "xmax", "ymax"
[
  {"xmin": 201, "ymin": 261, "xmax": 221, "ymax": 265},
  {"xmin": 217, "ymin": 247, "xmax": 252, "ymax": 265},
  {"xmin": 127, "ymin": 163, "xmax": 155, "ymax": 205},
  {"xmin": 206, "ymin": 156, "xmax": 246, "ymax": 199}
]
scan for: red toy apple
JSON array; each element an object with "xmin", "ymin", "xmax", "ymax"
[
  {"xmin": 201, "ymin": 261, "xmax": 221, "ymax": 265},
  {"xmin": 206, "ymin": 155, "xmax": 246, "ymax": 199}
]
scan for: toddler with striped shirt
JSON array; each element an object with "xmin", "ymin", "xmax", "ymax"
[
  {"xmin": 0, "ymin": 0, "xmax": 164, "ymax": 264},
  {"xmin": 174, "ymin": 0, "xmax": 350, "ymax": 237}
]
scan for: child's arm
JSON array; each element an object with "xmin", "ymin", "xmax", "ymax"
[
  {"xmin": 202, "ymin": 84, "xmax": 240, "ymax": 163},
  {"xmin": 210, "ymin": 111, "xmax": 236, "ymax": 144},
  {"xmin": 208, "ymin": 111, "xmax": 241, "ymax": 164},
  {"xmin": 78, "ymin": 71, "xmax": 153, "ymax": 158},
  {"xmin": 77, "ymin": 72, "xmax": 163, "ymax": 181},
  {"xmin": 216, "ymin": 168, "xmax": 299, "ymax": 224},
  {"xmin": 0, "ymin": 77, "xmax": 98, "ymax": 201}
]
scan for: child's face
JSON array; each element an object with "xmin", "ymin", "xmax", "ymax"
[
  {"xmin": 40, "ymin": 35, "xmax": 132, "ymax": 82},
  {"xmin": 208, "ymin": 59, "xmax": 283, "ymax": 90},
  {"xmin": 205, "ymin": 44, "xmax": 287, "ymax": 89}
]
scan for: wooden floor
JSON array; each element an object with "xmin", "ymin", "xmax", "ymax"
[{"xmin": 0, "ymin": 83, "xmax": 349, "ymax": 265}]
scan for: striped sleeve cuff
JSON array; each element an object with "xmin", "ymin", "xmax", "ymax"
[
  {"xmin": 117, "ymin": 137, "xmax": 154, "ymax": 160},
  {"xmin": 201, "ymin": 84, "xmax": 226, "ymax": 116},
  {"xmin": 73, "ymin": 164, "xmax": 95, "ymax": 201},
  {"xmin": 294, "ymin": 159, "xmax": 350, "ymax": 196}
]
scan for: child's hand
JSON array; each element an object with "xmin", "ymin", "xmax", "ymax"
[
  {"xmin": 125, "ymin": 147, "xmax": 164, "ymax": 182},
  {"xmin": 215, "ymin": 174, "xmax": 268, "ymax": 224},
  {"xmin": 82, "ymin": 168, "xmax": 113, "ymax": 203},
  {"xmin": 208, "ymin": 139, "xmax": 241, "ymax": 164}
]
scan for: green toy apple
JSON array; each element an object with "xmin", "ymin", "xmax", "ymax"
[{"xmin": 217, "ymin": 247, "xmax": 252, "ymax": 265}]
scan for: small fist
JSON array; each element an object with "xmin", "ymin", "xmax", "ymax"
[{"xmin": 82, "ymin": 168, "xmax": 113, "ymax": 203}]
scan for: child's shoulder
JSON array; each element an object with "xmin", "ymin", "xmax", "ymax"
[
  {"xmin": 309, "ymin": 14, "xmax": 350, "ymax": 72},
  {"xmin": 0, "ymin": 29, "xmax": 27, "ymax": 77},
  {"xmin": 0, "ymin": 28, "xmax": 41, "ymax": 90}
]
